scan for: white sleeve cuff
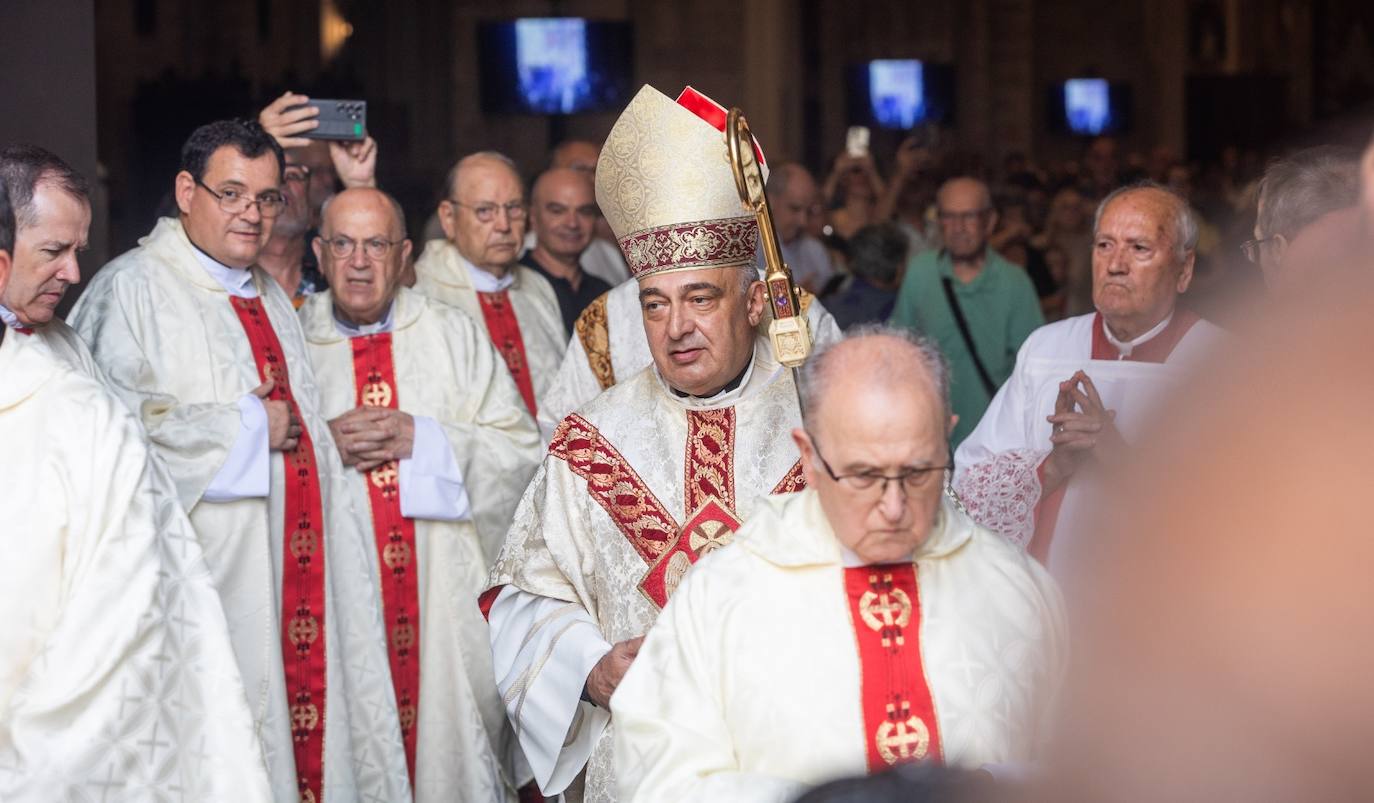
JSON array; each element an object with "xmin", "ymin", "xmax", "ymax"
[
  {"xmin": 488, "ymin": 586, "xmax": 613, "ymax": 795},
  {"xmin": 203, "ymin": 394, "xmax": 271, "ymax": 502},
  {"xmin": 398, "ymin": 415, "xmax": 470, "ymax": 520}
]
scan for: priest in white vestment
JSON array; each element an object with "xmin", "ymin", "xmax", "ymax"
[
  {"xmin": 539, "ymin": 275, "xmax": 842, "ymax": 437},
  {"xmin": 612, "ymin": 328, "xmax": 1065, "ymax": 803},
  {"xmin": 482, "ymin": 84, "xmax": 815, "ymax": 802},
  {"xmin": 0, "ymin": 206, "xmax": 272, "ymax": 801},
  {"xmin": 0, "ymin": 144, "xmax": 102, "ymax": 374},
  {"xmin": 413, "ymin": 151, "xmax": 566, "ymax": 419},
  {"xmin": 68, "ymin": 120, "xmax": 409, "ymax": 802},
  {"xmin": 299, "ymin": 188, "xmax": 542, "ymax": 801},
  {"xmin": 954, "ymin": 183, "xmax": 1225, "ymax": 577}
]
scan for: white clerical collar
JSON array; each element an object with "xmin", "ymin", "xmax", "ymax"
[
  {"xmin": 332, "ymin": 302, "xmax": 395, "ymax": 337},
  {"xmin": 0, "ymin": 304, "xmax": 20, "ymax": 330},
  {"xmin": 461, "ymin": 256, "xmax": 516, "ymax": 293},
  {"xmin": 839, "ymin": 544, "xmax": 915, "ymax": 568},
  {"xmin": 1103, "ymin": 312, "xmax": 1172, "ymax": 359},
  {"xmin": 189, "ymin": 241, "xmax": 258, "ymax": 298}
]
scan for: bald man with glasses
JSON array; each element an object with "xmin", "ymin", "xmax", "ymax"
[{"xmin": 414, "ymin": 151, "xmax": 565, "ymax": 418}]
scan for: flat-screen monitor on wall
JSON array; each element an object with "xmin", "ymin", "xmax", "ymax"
[
  {"xmin": 848, "ymin": 60, "xmax": 956, "ymax": 128},
  {"xmin": 1049, "ymin": 78, "xmax": 1132, "ymax": 135},
  {"xmin": 477, "ymin": 18, "xmax": 633, "ymax": 114}
]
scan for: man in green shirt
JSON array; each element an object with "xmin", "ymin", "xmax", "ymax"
[{"xmin": 890, "ymin": 176, "xmax": 1044, "ymax": 447}]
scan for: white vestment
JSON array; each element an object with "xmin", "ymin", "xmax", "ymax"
[
  {"xmin": 0, "ymin": 328, "xmax": 272, "ymax": 801},
  {"xmin": 68, "ymin": 217, "xmax": 410, "ymax": 802},
  {"xmin": 485, "ymin": 341, "xmax": 810, "ymax": 802},
  {"xmin": 538, "ymin": 276, "xmax": 843, "ymax": 435},
  {"xmin": 413, "ymin": 239, "xmax": 567, "ymax": 417},
  {"xmin": 300, "ymin": 287, "xmax": 543, "ymax": 801},
  {"xmin": 612, "ymin": 490, "xmax": 1065, "ymax": 803},
  {"xmin": 954, "ymin": 311, "xmax": 1225, "ymax": 577}
]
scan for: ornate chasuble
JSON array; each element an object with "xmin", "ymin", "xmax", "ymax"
[
  {"xmin": 549, "ymin": 408, "xmax": 804, "ymax": 608},
  {"xmin": 228, "ymin": 296, "xmax": 328, "ymax": 803},
  {"xmin": 478, "ymin": 290, "xmax": 538, "ymax": 416},
  {"xmin": 349, "ymin": 332, "xmax": 422, "ymax": 784},
  {"xmin": 843, "ymin": 565, "xmax": 944, "ymax": 772}
]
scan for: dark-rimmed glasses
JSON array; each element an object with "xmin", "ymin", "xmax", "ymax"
[
  {"xmin": 195, "ymin": 179, "xmax": 286, "ymax": 218},
  {"xmin": 810, "ymin": 437, "xmax": 950, "ymax": 499}
]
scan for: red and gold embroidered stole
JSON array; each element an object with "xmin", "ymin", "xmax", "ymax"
[
  {"xmin": 843, "ymin": 564, "xmax": 943, "ymax": 772},
  {"xmin": 349, "ymin": 332, "xmax": 421, "ymax": 784},
  {"xmin": 229, "ymin": 296, "xmax": 327, "ymax": 803},
  {"xmin": 477, "ymin": 290, "xmax": 537, "ymax": 416},
  {"xmin": 548, "ymin": 410, "xmax": 805, "ymax": 608}
]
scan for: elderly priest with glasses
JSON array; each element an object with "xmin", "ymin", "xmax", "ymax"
[
  {"xmin": 414, "ymin": 150, "xmax": 565, "ymax": 418},
  {"xmin": 611, "ymin": 326, "xmax": 1066, "ymax": 803},
  {"xmin": 69, "ymin": 119, "xmax": 410, "ymax": 802}
]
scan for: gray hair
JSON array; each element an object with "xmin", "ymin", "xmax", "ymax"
[
  {"xmin": 798, "ymin": 323, "xmax": 951, "ymax": 430},
  {"xmin": 0, "ymin": 144, "xmax": 91, "ymax": 229},
  {"xmin": 443, "ymin": 150, "xmax": 520, "ymax": 200},
  {"xmin": 1257, "ymin": 145, "xmax": 1359, "ymax": 240},
  {"xmin": 1093, "ymin": 180, "xmax": 1199, "ymax": 262}
]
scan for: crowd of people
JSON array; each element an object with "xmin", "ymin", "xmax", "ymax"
[{"xmin": 1, "ymin": 76, "xmax": 1370, "ymax": 803}]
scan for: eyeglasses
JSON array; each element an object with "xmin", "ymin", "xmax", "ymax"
[
  {"xmin": 283, "ymin": 164, "xmax": 312, "ymax": 184},
  {"xmin": 810, "ymin": 437, "xmax": 949, "ymax": 499},
  {"xmin": 196, "ymin": 179, "xmax": 287, "ymax": 219},
  {"xmin": 322, "ymin": 236, "xmax": 405, "ymax": 261},
  {"xmin": 937, "ymin": 209, "xmax": 991, "ymax": 226},
  {"xmin": 1239, "ymin": 236, "xmax": 1278, "ymax": 264},
  {"xmin": 447, "ymin": 199, "xmax": 527, "ymax": 223}
]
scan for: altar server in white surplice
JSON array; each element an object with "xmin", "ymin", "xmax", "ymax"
[
  {"xmin": 953, "ymin": 183, "xmax": 1225, "ymax": 578},
  {"xmin": 0, "ymin": 184, "xmax": 272, "ymax": 802},
  {"xmin": 612, "ymin": 328, "xmax": 1065, "ymax": 803},
  {"xmin": 481, "ymin": 84, "xmax": 815, "ymax": 802},
  {"xmin": 299, "ymin": 188, "xmax": 542, "ymax": 801},
  {"xmin": 68, "ymin": 120, "xmax": 409, "ymax": 803},
  {"xmin": 413, "ymin": 151, "xmax": 566, "ymax": 419}
]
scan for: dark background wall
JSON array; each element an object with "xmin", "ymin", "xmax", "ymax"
[{"xmin": 4, "ymin": 0, "xmax": 1373, "ymax": 277}]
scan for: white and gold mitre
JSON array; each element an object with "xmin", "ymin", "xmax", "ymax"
[{"xmin": 596, "ymin": 84, "xmax": 767, "ymax": 280}]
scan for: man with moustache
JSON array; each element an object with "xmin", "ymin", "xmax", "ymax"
[
  {"xmin": 890, "ymin": 176, "xmax": 1044, "ymax": 448},
  {"xmin": 953, "ymin": 182, "xmax": 1225, "ymax": 577},
  {"xmin": 413, "ymin": 151, "xmax": 565, "ymax": 417},
  {"xmin": 480, "ymin": 84, "xmax": 816, "ymax": 802},
  {"xmin": 69, "ymin": 119, "xmax": 410, "ymax": 802},
  {"xmin": 299, "ymin": 187, "xmax": 542, "ymax": 800},
  {"xmin": 0, "ymin": 145, "xmax": 98, "ymax": 373},
  {"xmin": 519, "ymin": 167, "xmax": 613, "ymax": 334}
]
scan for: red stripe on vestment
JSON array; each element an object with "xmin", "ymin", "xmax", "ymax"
[
  {"xmin": 478, "ymin": 290, "xmax": 538, "ymax": 416},
  {"xmin": 843, "ymin": 564, "xmax": 943, "ymax": 773},
  {"xmin": 229, "ymin": 296, "xmax": 328, "ymax": 803},
  {"xmin": 349, "ymin": 332, "xmax": 422, "ymax": 784}
]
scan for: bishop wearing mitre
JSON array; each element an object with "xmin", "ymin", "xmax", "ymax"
[
  {"xmin": 298, "ymin": 187, "xmax": 543, "ymax": 800},
  {"xmin": 480, "ymin": 85, "xmax": 813, "ymax": 802}
]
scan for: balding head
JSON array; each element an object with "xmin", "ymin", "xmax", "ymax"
[
  {"xmin": 530, "ymin": 167, "xmax": 597, "ymax": 262},
  {"xmin": 767, "ymin": 163, "xmax": 818, "ymax": 243},
  {"xmin": 936, "ymin": 177, "xmax": 997, "ymax": 261},
  {"xmin": 794, "ymin": 325, "xmax": 953, "ymax": 563},
  {"xmin": 315, "ymin": 187, "xmax": 412, "ymax": 325},
  {"xmin": 1091, "ymin": 182, "xmax": 1197, "ymax": 339},
  {"xmin": 551, "ymin": 140, "xmax": 601, "ymax": 174},
  {"xmin": 438, "ymin": 151, "xmax": 526, "ymax": 274}
]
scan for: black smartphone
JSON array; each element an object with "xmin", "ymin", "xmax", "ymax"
[{"xmin": 290, "ymin": 99, "xmax": 367, "ymax": 141}]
